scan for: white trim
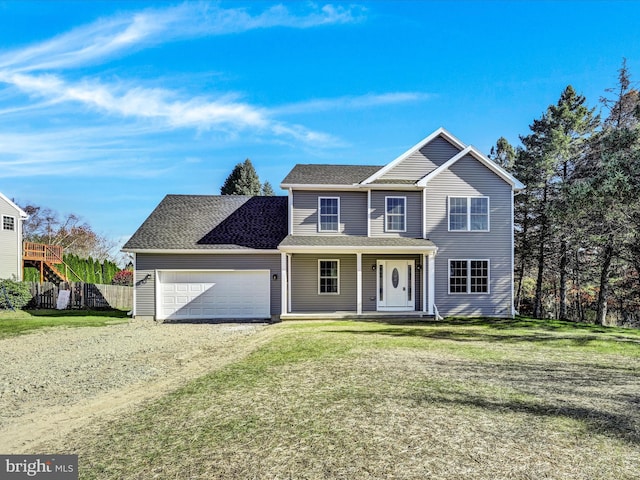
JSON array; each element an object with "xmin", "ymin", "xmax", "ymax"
[
  {"xmin": 422, "ymin": 188, "xmax": 427, "ymax": 239},
  {"xmin": 385, "ymin": 196, "xmax": 407, "ymax": 232},
  {"xmin": 279, "ymin": 245, "xmax": 437, "ymax": 254},
  {"xmin": 287, "ymin": 253, "xmax": 292, "ymax": 313},
  {"xmin": 427, "ymin": 253, "xmax": 435, "ymax": 315},
  {"xmin": 356, "ymin": 253, "xmax": 362, "ymax": 314},
  {"xmin": 377, "ymin": 259, "xmax": 415, "ymax": 310},
  {"xmin": 367, "ymin": 189, "xmax": 371, "ymax": 237},
  {"xmin": 447, "ymin": 196, "xmax": 490, "ymax": 232},
  {"xmin": 318, "ymin": 259, "xmax": 340, "ymax": 295},
  {"xmin": 0, "ymin": 191, "xmax": 28, "ymax": 218},
  {"xmin": 281, "ymin": 252, "xmax": 288, "ymax": 316},
  {"xmin": 122, "ymin": 248, "xmax": 281, "ymax": 254},
  {"xmin": 448, "ymin": 259, "xmax": 490, "ymax": 295},
  {"xmin": 132, "ymin": 253, "xmax": 137, "ymax": 317},
  {"xmin": 511, "ymin": 190, "xmax": 516, "ymax": 317},
  {"xmin": 279, "ymin": 184, "xmax": 363, "ymax": 191},
  {"xmin": 417, "ymin": 145, "xmax": 524, "ymax": 191},
  {"xmin": 361, "ymin": 128, "xmax": 467, "ymax": 185},
  {"xmin": 288, "ymin": 188, "xmax": 293, "ymax": 235},
  {"xmin": 2, "ymin": 214, "xmax": 16, "ymax": 231},
  {"xmin": 318, "ymin": 196, "xmax": 340, "ymax": 232}
]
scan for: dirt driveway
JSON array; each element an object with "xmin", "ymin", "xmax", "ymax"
[{"xmin": 0, "ymin": 319, "xmax": 270, "ymax": 453}]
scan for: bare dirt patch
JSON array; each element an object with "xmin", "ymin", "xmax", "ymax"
[{"xmin": 0, "ymin": 319, "xmax": 270, "ymax": 453}]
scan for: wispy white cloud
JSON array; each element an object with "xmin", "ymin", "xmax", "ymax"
[
  {"xmin": 0, "ymin": 3, "xmax": 366, "ymax": 147},
  {"xmin": 0, "ymin": 3, "xmax": 365, "ymax": 72},
  {"xmin": 273, "ymin": 92, "xmax": 435, "ymax": 115}
]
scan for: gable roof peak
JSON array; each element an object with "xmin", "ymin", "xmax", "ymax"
[
  {"xmin": 0, "ymin": 191, "xmax": 28, "ymax": 218},
  {"xmin": 360, "ymin": 127, "xmax": 467, "ymax": 185}
]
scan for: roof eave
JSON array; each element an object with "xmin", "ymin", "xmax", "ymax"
[
  {"xmin": 122, "ymin": 248, "xmax": 281, "ymax": 254},
  {"xmin": 280, "ymin": 183, "xmax": 363, "ymax": 190},
  {"xmin": 278, "ymin": 245, "xmax": 438, "ymax": 254}
]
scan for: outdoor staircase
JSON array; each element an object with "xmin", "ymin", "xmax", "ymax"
[{"xmin": 23, "ymin": 242, "xmax": 76, "ymax": 284}]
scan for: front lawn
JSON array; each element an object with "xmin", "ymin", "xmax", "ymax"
[
  {"xmin": 45, "ymin": 318, "xmax": 640, "ymax": 479},
  {"xmin": 0, "ymin": 309, "xmax": 129, "ymax": 339}
]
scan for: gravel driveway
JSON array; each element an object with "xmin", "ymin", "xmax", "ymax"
[{"xmin": 0, "ymin": 319, "xmax": 269, "ymax": 453}]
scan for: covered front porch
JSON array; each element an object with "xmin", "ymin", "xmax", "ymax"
[{"xmin": 277, "ymin": 236, "xmax": 438, "ymax": 319}]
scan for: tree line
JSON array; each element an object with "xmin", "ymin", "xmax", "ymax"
[{"xmin": 491, "ymin": 60, "xmax": 640, "ymax": 326}]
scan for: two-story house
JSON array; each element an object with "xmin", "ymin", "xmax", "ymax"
[
  {"xmin": 123, "ymin": 128, "xmax": 523, "ymax": 321},
  {"xmin": 0, "ymin": 192, "xmax": 28, "ymax": 281}
]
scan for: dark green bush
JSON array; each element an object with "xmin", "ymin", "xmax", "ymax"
[{"xmin": 0, "ymin": 279, "xmax": 33, "ymax": 309}]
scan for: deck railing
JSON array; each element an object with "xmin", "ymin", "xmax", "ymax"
[{"xmin": 23, "ymin": 242, "xmax": 64, "ymax": 263}]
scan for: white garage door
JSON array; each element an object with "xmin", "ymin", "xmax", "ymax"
[{"xmin": 157, "ymin": 270, "xmax": 270, "ymax": 321}]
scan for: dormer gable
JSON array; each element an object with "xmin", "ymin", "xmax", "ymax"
[
  {"xmin": 360, "ymin": 127, "xmax": 466, "ymax": 185},
  {"xmin": 416, "ymin": 146, "xmax": 524, "ymax": 191}
]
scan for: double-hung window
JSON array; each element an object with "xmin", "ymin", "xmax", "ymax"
[
  {"xmin": 318, "ymin": 259, "xmax": 339, "ymax": 294},
  {"xmin": 2, "ymin": 215, "xmax": 15, "ymax": 231},
  {"xmin": 449, "ymin": 260, "xmax": 489, "ymax": 294},
  {"xmin": 448, "ymin": 197, "xmax": 489, "ymax": 231},
  {"xmin": 319, "ymin": 197, "xmax": 339, "ymax": 232},
  {"xmin": 385, "ymin": 196, "xmax": 406, "ymax": 232}
]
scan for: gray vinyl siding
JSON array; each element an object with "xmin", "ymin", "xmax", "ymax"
[
  {"xmin": 0, "ymin": 197, "xmax": 22, "ymax": 280},
  {"xmin": 370, "ymin": 191, "xmax": 422, "ymax": 238},
  {"xmin": 135, "ymin": 253, "xmax": 281, "ymax": 318},
  {"xmin": 291, "ymin": 190, "xmax": 367, "ymax": 236},
  {"xmin": 362, "ymin": 254, "xmax": 423, "ymax": 312},
  {"xmin": 425, "ymin": 154, "xmax": 513, "ymax": 317},
  {"xmin": 381, "ymin": 136, "xmax": 462, "ymax": 181},
  {"xmin": 290, "ymin": 254, "xmax": 357, "ymax": 312}
]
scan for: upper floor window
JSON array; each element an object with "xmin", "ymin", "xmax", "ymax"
[
  {"xmin": 318, "ymin": 259, "xmax": 339, "ymax": 294},
  {"xmin": 449, "ymin": 197, "xmax": 489, "ymax": 231},
  {"xmin": 318, "ymin": 197, "xmax": 339, "ymax": 232},
  {"xmin": 385, "ymin": 196, "xmax": 406, "ymax": 232},
  {"xmin": 2, "ymin": 215, "xmax": 15, "ymax": 231},
  {"xmin": 449, "ymin": 259, "xmax": 489, "ymax": 294}
]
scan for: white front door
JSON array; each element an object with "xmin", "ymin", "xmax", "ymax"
[{"xmin": 377, "ymin": 260, "xmax": 415, "ymax": 311}]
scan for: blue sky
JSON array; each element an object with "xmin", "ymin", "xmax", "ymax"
[{"xmin": 0, "ymin": 1, "xmax": 638, "ymax": 259}]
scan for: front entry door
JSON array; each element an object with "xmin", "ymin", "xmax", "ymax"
[{"xmin": 377, "ymin": 260, "xmax": 415, "ymax": 310}]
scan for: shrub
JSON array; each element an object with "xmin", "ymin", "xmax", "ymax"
[
  {"xmin": 0, "ymin": 279, "xmax": 33, "ymax": 309},
  {"xmin": 112, "ymin": 270, "xmax": 133, "ymax": 287}
]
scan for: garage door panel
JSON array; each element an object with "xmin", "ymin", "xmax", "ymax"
[{"xmin": 158, "ymin": 270, "xmax": 270, "ymax": 320}]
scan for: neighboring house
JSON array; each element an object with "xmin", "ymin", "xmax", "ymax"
[
  {"xmin": 0, "ymin": 192, "xmax": 28, "ymax": 281},
  {"xmin": 123, "ymin": 128, "xmax": 524, "ymax": 321}
]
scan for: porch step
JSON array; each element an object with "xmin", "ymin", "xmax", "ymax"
[{"xmin": 280, "ymin": 312, "xmax": 436, "ymax": 321}]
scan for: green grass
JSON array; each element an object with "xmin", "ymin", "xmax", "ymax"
[
  {"xmin": 39, "ymin": 317, "xmax": 640, "ymax": 479},
  {"xmin": 0, "ymin": 309, "xmax": 129, "ymax": 339}
]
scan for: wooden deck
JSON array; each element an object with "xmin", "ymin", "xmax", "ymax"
[{"xmin": 23, "ymin": 242, "xmax": 68, "ymax": 283}]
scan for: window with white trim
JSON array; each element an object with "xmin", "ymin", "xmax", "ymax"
[
  {"xmin": 319, "ymin": 259, "xmax": 339, "ymax": 294},
  {"xmin": 385, "ymin": 196, "xmax": 406, "ymax": 232},
  {"xmin": 449, "ymin": 197, "xmax": 489, "ymax": 231},
  {"xmin": 2, "ymin": 215, "xmax": 15, "ymax": 231},
  {"xmin": 449, "ymin": 260, "xmax": 489, "ymax": 294},
  {"xmin": 318, "ymin": 197, "xmax": 339, "ymax": 232}
]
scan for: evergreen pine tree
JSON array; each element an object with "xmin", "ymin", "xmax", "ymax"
[{"xmin": 220, "ymin": 158, "xmax": 262, "ymax": 195}]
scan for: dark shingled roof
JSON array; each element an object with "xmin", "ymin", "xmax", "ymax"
[
  {"xmin": 281, "ymin": 164, "xmax": 383, "ymax": 185},
  {"xmin": 123, "ymin": 195, "xmax": 288, "ymax": 251},
  {"xmin": 278, "ymin": 235, "xmax": 436, "ymax": 249}
]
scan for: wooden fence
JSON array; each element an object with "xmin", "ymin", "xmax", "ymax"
[{"xmin": 28, "ymin": 282, "xmax": 133, "ymax": 311}]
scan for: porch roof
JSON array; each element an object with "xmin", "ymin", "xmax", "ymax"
[{"xmin": 278, "ymin": 235, "xmax": 437, "ymax": 253}]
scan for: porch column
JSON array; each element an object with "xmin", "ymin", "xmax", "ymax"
[
  {"xmin": 356, "ymin": 252, "xmax": 362, "ymax": 315},
  {"xmin": 287, "ymin": 254, "xmax": 292, "ymax": 313},
  {"xmin": 422, "ymin": 254, "xmax": 427, "ymax": 313},
  {"xmin": 428, "ymin": 252, "xmax": 435, "ymax": 315},
  {"xmin": 280, "ymin": 252, "xmax": 288, "ymax": 316}
]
